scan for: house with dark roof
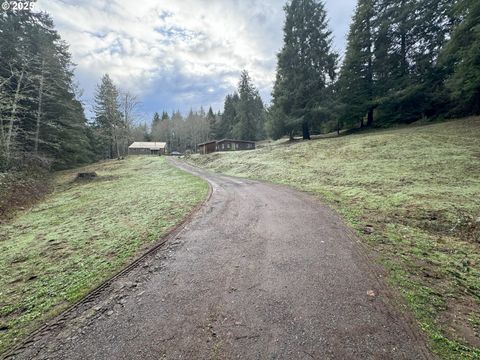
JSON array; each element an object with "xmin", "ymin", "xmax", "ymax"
[{"xmin": 198, "ymin": 139, "xmax": 255, "ymax": 154}]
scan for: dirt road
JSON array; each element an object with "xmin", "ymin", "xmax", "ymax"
[{"xmin": 7, "ymin": 159, "xmax": 432, "ymax": 359}]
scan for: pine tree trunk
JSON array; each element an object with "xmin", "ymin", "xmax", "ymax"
[
  {"xmin": 34, "ymin": 59, "xmax": 45, "ymax": 154},
  {"xmin": 302, "ymin": 121, "xmax": 311, "ymax": 140},
  {"xmin": 400, "ymin": 0, "xmax": 407, "ymax": 77},
  {"xmin": 114, "ymin": 130, "xmax": 120, "ymax": 159},
  {"xmin": 123, "ymin": 104, "xmax": 127, "ymax": 157},
  {"xmin": 366, "ymin": 14, "xmax": 374, "ymax": 127},
  {"xmin": 289, "ymin": 131, "xmax": 294, "ymax": 141},
  {"xmin": 0, "ymin": 74, "xmax": 14, "ymax": 144},
  {"xmin": 367, "ymin": 108, "xmax": 374, "ymax": 127},
  {"xmin": 6, "ymin": 70, "xmax": 25, "ymax": 162}
]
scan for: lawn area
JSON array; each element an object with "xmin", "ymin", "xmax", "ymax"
[
  {"xmin": 0, "ymin": 156, "xmax": 208, "ymax": 354},
  {"xmin": 188, "ymin": 117, "xmax": 480, "ymax": 359}
]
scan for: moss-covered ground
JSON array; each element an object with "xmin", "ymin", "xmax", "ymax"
[{"xmin": 0, "ymin": 156, "xmax": 208, "ymax": 353}]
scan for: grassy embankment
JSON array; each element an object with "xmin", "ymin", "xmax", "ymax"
[
  {"xmin": 189, "ymin": 117, "xmax": 480, "ymax": 359},
  {"xmin": 0, "ymin": 156, "xmax": 208, "ymax": 354}
]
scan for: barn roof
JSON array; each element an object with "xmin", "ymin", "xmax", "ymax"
[{"xmin": 128, "ymin": 142, "xmax": 167, "ymax": 150}]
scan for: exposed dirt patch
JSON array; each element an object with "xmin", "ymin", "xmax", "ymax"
[
  {"xmin": 72, "ymin": 174, "xmax": 119, "ymax": 184},
  {"xmin": 0, "ymin": 171, "xmax": 52, "ymax": 223},
  {"xmin": 75, "ymin": 172, "xmax": 97, "ymax": 180},
  {"xmin": 440, "ymin": 297, "xmax": 480, "ymax": 348}
]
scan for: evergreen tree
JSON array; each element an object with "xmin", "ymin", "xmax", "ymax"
[
  {"xmin": 0, "ymin": 10, "xmax": 92, "ymax": 169},
  {"xmin": 266, "ymin": 104, "xmax": 290, "ymax": 140},
  {"xmin": 271, "ymin": 0, "xmax": 338, "ymax": 140},
  {"xmin": 254, "ymin": 95, "xmax": 267, "ymax": 140},
  {"xmin": 336, "ymin": 0, "xmax": 458, "ymax": 128},
  {"xmin": 207, "ymin": 106, "xmax": 217, "ymax": 140},
  {"xmin": 152, "ymin": 112, "xmax": 161, "ymax": 128},
  {"xmin": 338, "ymin": 0, "xmax": 375, "ymax": 129},
  {"xmin": 93, "ymin": 74, "xmax": 123, "ymax": 158},
  {"xmin": 233, "ymin": 70, "xmax": 265, "ymax": 141},
  {"xmin": 161, "ymin": 111, "xmax": 169, "ymax": 121},
  {"xmin": 151, "ymin": 110, "xmax": 172, "ymax": 143},
  {"xmin": 169, "ymin": 110, "xmax": 183, "ymax": 152},
  {"xmin": 372, "ymin": 0, "xmax": 456, "ymax": 123},
  {"xmin": 440, "ymin": 0, "xmax": 480, "ymax": 115},
  {"xmin": 219, "ymin": 93, "xmax": 239, "ymax": 139},
  {"xmin": 151, "ymin": 111, "xmax": 170, "ymax": 142}
]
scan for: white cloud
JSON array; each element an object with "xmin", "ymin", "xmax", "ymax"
[{"xmin": 36, "ymin": 0, "xmax": 356, "ymax": 115}]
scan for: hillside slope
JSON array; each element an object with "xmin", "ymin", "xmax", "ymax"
[{"xmin": 189, "ymin": 117, "xmax": 480, "ymax": 359}]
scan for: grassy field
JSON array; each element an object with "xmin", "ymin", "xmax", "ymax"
[
  {"xmin": 189, "ymin": 117, "xmax": 480, "ymax": 359},
  {"xmin": 0, "ymin": 156, "xmax": 208, "ymax": 354}
]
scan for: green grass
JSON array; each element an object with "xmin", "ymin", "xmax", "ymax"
[
  {"xmin": 188, "ymin": 117, "xmax": 480, "ymax": 359},
  {"xmin": 0, "ymin": 156, "xmax": 208, "ymax": 354}
]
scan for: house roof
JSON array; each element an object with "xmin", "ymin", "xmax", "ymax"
[
  {"xmin": 216, "ymin": 139, "xmax": 255, "ymax": 144},
  {"xmin": 129, "ymin": 142, "xmax": 167, "ymax": 150},
  {"xmin": 198, "ymin": 140, "xmax": 217, "ymax": 146},
  {"xmin": 198, "ymin": 139, "xmax": 255, "ymax": 146}
]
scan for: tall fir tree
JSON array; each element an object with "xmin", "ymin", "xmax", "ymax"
[
  {"xmin": 151, "ymin": 111, "xmax": 170, "ymax": 142},
  {"xmin": 336, "ymin": 0, "xmax": 458, "ymax": 128},
  {"xmin": 161, "ymin": 111, "xmax": 169, "ymax": 121},
  {"xmin": 371, "ymin": 0, "xmax": 457, "ymax": 123},
  {"xmin": 440, "ymin": 0, "xmax": 480, "ymax": 115},
  {"xmin": 0, "ymin": 10, "xmax": 92, "ymax": 169},
  {"xmin": 271, "ymin": 0, "xmax": 338, "ymax": 140},
  {"xmin": 233, "ymin": 70, "xmax": 265, "ymax": 141},
  {"xmin": 206, "ymin": 106, "xmax": 217, "ymax": 140},
  {"xmin": 338, "ymin": 0, "xmax": 375, "ymax": 129},
  {"xmin": 169, "ymin": 110, "xmax": 183, "ymax": 152},
  {"xmin": 219, "ymin": 93, "xmax": 239, "ymax": 139},
  {"xmin": 227, "ymin": 94, "xmax": 239, "ymax": 138},
  {"xmin": 150, "ymin": 110, "xmax": 171, "ymax": 143},
  {"xmin": 152, "ymin": 112, "xmax": 161, "ymax": 128},
  {"xmin": 93, "ymin": 74, "xmax": 123, "ymax": 159}
]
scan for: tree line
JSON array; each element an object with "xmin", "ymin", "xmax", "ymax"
[
  {"xmin": 1, "ymin": 0, "xmax": 479, "ymax": 171},
  {"xmin": 175, "ymin": 0, "xmax": 479, "ymax": 143},
  {"xmin": 0, "ymin": 11, "xmax": 93, "ymax": 171},
  {"xmin": 0, "ymin": 10, "xmax": 146, "ymax": 171},
  {"xmin": 267, "ymin": 0, "xmax": 480, "ymax": 139},
  {"xmin": 0, "ymin": 8, "xmax": 267, "ymax": 169},
  {"xmin": 148, "ymin": 70, "xmax": 266, "ymax": 152},
  {"xmin": 149, "ymin": 107, "xmax": 213, "ymax": 153}
]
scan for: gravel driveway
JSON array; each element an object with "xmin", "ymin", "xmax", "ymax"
[{"xmin": 6, "ymin": 159, "xmax": 433, "ymax": 360}]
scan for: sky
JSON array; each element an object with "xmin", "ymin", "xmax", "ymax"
[{"xmin": 36, "ymin": 0, "xmax": 357, "ymax": 122}]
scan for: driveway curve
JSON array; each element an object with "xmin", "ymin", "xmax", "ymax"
[{"xmin": 7, "ymin": 159, "xmax": 432, "ymax": 360}]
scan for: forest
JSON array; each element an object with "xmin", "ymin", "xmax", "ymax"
[
  {"xmin": 269, "ymin": 0, "xmax": 480, "ymax": 140},
  {"xmin": 0, "ymin": 0, "xmax": 479, "ymax": 169}
]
